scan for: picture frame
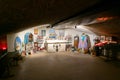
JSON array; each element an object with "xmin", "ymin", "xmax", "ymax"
[{"xmin": 41, "ymin": 30, "xmax": 46, "ymax": 36}]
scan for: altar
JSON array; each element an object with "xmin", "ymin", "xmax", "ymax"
[{"xmin": 45, "ymin": 40, "xmax": 71, "ymax": 52}]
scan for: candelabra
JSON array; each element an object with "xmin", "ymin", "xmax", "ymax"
[{"xmin": 53, "ymin": 43, "xmax": 61, "ymax": 52}]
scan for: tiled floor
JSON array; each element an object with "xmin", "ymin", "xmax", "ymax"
[{"xmin": 1, "ymin": 51, "xmax": 120, "ymax": 80}]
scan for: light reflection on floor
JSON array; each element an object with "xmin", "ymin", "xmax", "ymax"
[{"xmin": 1, "ymin": 51, "xmax": 120, "ymax": 80}]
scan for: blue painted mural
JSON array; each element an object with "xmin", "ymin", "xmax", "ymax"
[{"xmin": 14, "ymin": 36, "xmax": 22, "ymax": 53}]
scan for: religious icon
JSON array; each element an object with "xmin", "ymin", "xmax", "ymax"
[
  {"xmin": 49, "ymin": 28, "xmax": 56, "ymax": 39},
  {"xmin": 34, "ymin": 28, "xmax": 38, "ymax": 35},
  {"xmin": 14, "ymin": 36, "xmax": 22, "ymax": 52}
]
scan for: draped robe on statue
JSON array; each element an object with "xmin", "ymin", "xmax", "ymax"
[{"xmin": 78, "ymin": 34, "xmax": 88, "ymax": 50}]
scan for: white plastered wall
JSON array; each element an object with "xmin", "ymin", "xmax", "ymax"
[
  {"xmin": 65, "ymin": 28, "xmax": 96, "ymax": 47},
  {"xmin": 7, "ymin": 26, "xmax": 97, "ymax": 52},
  {"xmin": 7, "ymin": 28, "xmax": 34, "ymax": 52},
  {"xmin": 7, "ymin": 27, "xmax": 51, "ymax": 52}
]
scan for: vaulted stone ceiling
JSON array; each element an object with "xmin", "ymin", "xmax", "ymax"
[{"xmin": 0, "ymin": 0, "xmax": 120, "ymax": 40}]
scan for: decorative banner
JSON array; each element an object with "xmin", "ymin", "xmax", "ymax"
[
  {"xmin": 34, "ymin": 28, "xmax": 38, "ymax": 35},
  {"xmin": 24, "ymin": 33, "xmax": 29, "ymax": 44}
]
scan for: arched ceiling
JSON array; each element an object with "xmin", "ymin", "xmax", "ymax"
[
  {"xmin": 0, "ymin": 0, "xmax": 100, "ymax": 34},
  {"xmin": 0, "ymin": 0, "xmax": 120, "ymax": 40}
]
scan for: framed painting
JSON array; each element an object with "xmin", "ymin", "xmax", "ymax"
[
  {"xmin": 59, "ymin": 30, "xmax": 65, "ymax": 37},
  {"xmin": 41, "ymin": 30, "xmax": 46, "ymax": 36}
]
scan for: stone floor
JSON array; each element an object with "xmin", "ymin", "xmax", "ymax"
[{"xmin": 1, "ymin": 51, "xmax": 120, "ymax": 80}]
